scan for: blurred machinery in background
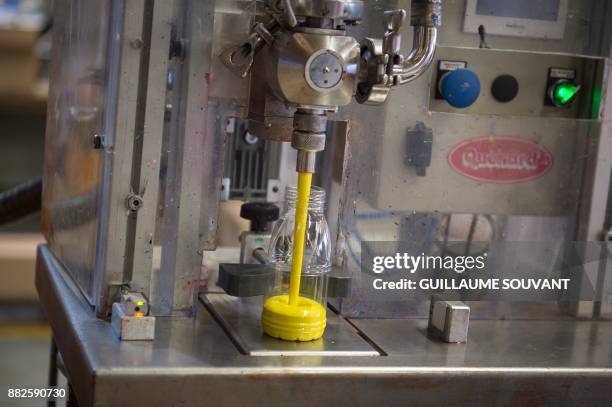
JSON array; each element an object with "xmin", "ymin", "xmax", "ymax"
[
  {"xmin": 0, "ymin": 0, "xmax": 50, "ymax": 307},
  {"xmin": 0, "ymin": 0, "xmax": 49, "ymax": 110},
  {"xmin": 36, "ymin": 0, "xmax": 612, "ymax": 405}
]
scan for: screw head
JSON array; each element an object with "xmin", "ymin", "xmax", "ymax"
[
  {"xmin": 166, "ymin": 69, "xmax": 175, "ymax": 90},
  {"xmin": 126, "ymin": 194, "xmax": 144, "ymax": 211},
  {"xmin": 243, "ymin": 132, "xmax": 258, "ymax": 145},
  {"xmin": 130, "ymin": 38, "xmax": 143, "ymax": 49},
  {"xmin": 164, "ymin": 103, "xmax": 173, "ymax": 122}
]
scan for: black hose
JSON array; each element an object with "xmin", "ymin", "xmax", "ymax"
[{"xmin": 0, "ymin": 176, "xmax": 43, "ymax": 226}]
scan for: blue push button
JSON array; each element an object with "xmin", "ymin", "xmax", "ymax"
[{"xmin": 439, "ymin": 68, "xmax": 481, "ymax": 109}]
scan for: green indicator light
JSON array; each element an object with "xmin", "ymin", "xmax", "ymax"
[
  {"xmin": 591, "ymin": 86, "xmax": 602, "ymax": 119},
  {"xmin": 552, "ymin": 80, "xmax": 580, "ymax": 106}
]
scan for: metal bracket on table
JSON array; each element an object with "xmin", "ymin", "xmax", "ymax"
[
  {"xmin": 217, "ymin": 263, "xmax": 352, "ymax": 298},
  {"xmin": 111, "ymin": 293, "xmax": 155, "ymax": 341},
  {"xmin": 428, "ymin": 296, "xmax": 470, "ymax": 343},
  {"xmin": 201, "ymin": 293, "xmax": 380, "ymax": 356},
  {"xmin": 217, "ymin": 263, "xmax": 276, "ymax": 297}
]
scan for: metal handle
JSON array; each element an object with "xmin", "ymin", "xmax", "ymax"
[
  {"xmin": 219, "ymin": 21, "xmax": 277, "ymax": 78},
  {"xmin": 282, "ymin": 0, "xmax": 298, "ymax": 27}
]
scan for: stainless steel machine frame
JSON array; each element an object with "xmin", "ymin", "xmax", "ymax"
[
  {"xmin": 42, "ymin": 0, "xmax": 226, "ymax": 317},
  {"xmin": 38, "ymin": 0, "xmax": 612, "ymax": 405},
  {"xmin": 37, "ymin": 244, "xmax": 612, "ymax": 406}
]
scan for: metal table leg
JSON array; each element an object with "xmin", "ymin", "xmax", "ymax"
[{"xmin": 47, "ymin": 337, "xmax": 58, "ymax": 407}]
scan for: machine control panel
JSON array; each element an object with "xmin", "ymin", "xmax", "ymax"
[{"xmin": 429, "ymin": 47, "xmax": 600, "ymax": 119}]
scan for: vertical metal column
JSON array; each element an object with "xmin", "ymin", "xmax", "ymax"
[
  {"xmin": 46, "ymin": 338, "xmax": 58, "ymax": 407},
  {"xmin": 156, "ymin": 0, "xmax": 223, "ymax": 314},
  {"xmin": 129, "ymin": 0, "xmax": 174, "ymax": 298},
  {"xmin": 93, "ymin": 0, "xmax": 148, "ymax": 316}
]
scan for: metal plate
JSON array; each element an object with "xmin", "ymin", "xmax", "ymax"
[
  {"xmin": 202, "ymin": 293, "xmax": 381, "ymax": 356},
  {"xmin": 36, "ymin": 244, "xmax": 612, "ymax": 406},
  {"xmin": 351, "ymin": 318, "xmax": 612, "ymax": 368}
]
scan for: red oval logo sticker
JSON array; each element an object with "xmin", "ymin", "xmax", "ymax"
[{"xmin": 448, "ymin": 136, "xmax": 553, "ymax": 183}]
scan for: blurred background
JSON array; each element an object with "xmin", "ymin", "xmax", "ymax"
[{"xmin": 0, "ymin": 0, "xmax": 67, "ymax": 400}]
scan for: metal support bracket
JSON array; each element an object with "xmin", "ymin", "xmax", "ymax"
[
  {"xmin": 111, "ymin": 293, "xmax": 155, "ymax": 341},
  {"xmin": 428, "ymin": 297, "xmax": 470, "ymax": 343}
]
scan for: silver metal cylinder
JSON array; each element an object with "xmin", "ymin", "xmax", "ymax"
[
  {"xmin": 292, "ymin": 109, "xmax": 328, "ymax": 172},
  {"xmin": 291, "ymin": 109, "xmax": 328, "ymax": 153},
  {"xmin": 296, "ymin": 150, "xmax": 317, "ymax": 173},
  {"xmin": 293, "ymin": 110, "xmax": 328, "ymax": 134},
  {"xmin": 274, "ymin": 0, "xmax": 365, "ymax": 21},
  {"xmin": 291, "ymin": 131, "xmax": 326, "ymax": 152},
  {"xmin": 410, "ymin": 0, "xmax": 442, "ymax": 27}
]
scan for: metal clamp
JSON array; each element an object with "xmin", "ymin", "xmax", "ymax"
[
  {"xmin": 218, "ymin": 263, "xmax": 352, "ymax": 299},
  {"xmin": 218, "ymin": 263, "xmax": 276, "ymax": 297},
  {"xmin": 280, "ymin": 0, "xmax": 297, "ymax": 28},
  {"xmin": 355, "ymin": 37, "xmax": 391, "ymax": 104},
  {"xmin": 356, "ymin": 1, "xmax": 442, "ymax": 104},
  {"xmin": 328, "ymin": 269, "xmax": 352, "ymax": 299},
  {"xmin": 219, "ymin": 21, "xmax": 277, "ymax": 79}
]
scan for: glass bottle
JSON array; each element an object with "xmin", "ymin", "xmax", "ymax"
[{"xmin": 262, "ymin": 185, "xmax": 332, "ymax": 340}]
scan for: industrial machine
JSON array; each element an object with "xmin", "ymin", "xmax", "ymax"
[{"xmin": 37, "ymin": 0, "xmax": 612, "ymax": 405}]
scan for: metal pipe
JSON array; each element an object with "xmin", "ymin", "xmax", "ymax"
[
  {"xmin": 296, "ymin": 150, "xmax": 317, "ymax": 173},
  {"xmin": 394, "ymin": 26, "xmax": 438, "ymax": 84},
  {"xmin": 393, "ymin": 0, "xmax": 441, "ymax": 85}
]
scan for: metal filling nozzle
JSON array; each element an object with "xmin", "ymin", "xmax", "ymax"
[{"xmin": 292, "ymin": 108, "xmax": 327, "ymax": 173}]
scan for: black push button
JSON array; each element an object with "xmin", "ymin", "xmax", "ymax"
[{"xmin": 491, "ymin": 74, "xmax": 519, "ymax": 103}]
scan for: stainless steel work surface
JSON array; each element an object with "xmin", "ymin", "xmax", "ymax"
[
  {"xmin": 351, "ymin": 318, "xmax": 612, "ymax": 368},
  {"xmin": 202, "ymin": 294, "xmax": 380, "ymax": 356},
  {"xmin": 36, "ymin": 245, "xmax": 612, "ymax": 406}
]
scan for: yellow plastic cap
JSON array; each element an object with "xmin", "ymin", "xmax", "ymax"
[{"xmin": 262, "ymin": 295, "xmax": 326, "ymax": 341}]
